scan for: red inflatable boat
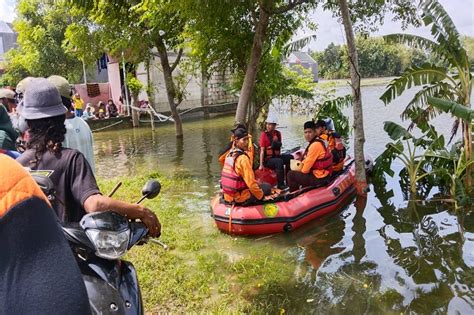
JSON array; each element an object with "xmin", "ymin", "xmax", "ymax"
[{"xmin": 211, "ymin": 160, "xmax": 357, "ymax": 235}]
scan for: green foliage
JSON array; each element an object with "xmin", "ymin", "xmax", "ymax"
[
  {"xmin": 312, "ymin": 36, "xmax": 422, "ymax": 79},
  {"xmin": 314, "ymin": 95, "xmax": 352, "ymax": 138},
  {"xmin": 374, "ymin": 122, "xmax": 446, "ymax": 196},
  {"xmin": 2, "ymin": 0, "xmax": 83, "ymax": 86},
  {"xmin": 427, "ymin": 97, "xmax": 474, "ymax": 121},
  {"xmin": 126, "ymin": 74, "xmax": 144, "ymax": 96},
  {"xmin": 381, "ymin": 0, "xmax": 472, "ymax": 124},
  {"xmin": 380, "ymin": 0, "xmax": 473, "ymax": 190}
]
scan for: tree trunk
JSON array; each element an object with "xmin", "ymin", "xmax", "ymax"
[
  {"xmin": 156, "ymin": 37, "xmax": 183, "ymax": 138},
  {"xmin": 131, "ymin": 93, "xmax": 140, "ymax": 127},
  {"xmin": 145, "ymin": 56, "xmax": 156, "ymax": 109},
  {"xmin": 201, "ymin": 64, "xmax": 210, "ymax": 118},
  {"xmin": 338, "ymin": 0, "xmax": 368, "ymax": 196},
  {"xmin": 235, "ymin": 6, "xmax": 270, "ymax": 124}
]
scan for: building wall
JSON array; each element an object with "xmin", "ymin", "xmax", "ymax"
[{"xmin": 137, "ymin": 53, "xmax": 238, "ymax": 113}]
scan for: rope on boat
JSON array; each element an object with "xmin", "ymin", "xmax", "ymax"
[{"xmin": 228, "ymin": 204, "xmax": 235, "ymax": 234}]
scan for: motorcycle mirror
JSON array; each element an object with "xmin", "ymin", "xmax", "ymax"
[
  {"xmin": 32, "ymin": 174, "xmax": 55, "ymax": 198},
  {"xmin": 136, "ymin": 180, "xmax": 161, "ymax": 204}
]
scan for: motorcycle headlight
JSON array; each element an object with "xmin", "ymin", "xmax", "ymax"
[{"xmin": 85, "ymin": 228, "xmax": 130, "ymax": 260}]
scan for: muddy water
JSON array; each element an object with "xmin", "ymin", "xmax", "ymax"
[{"xmin": 93, "ymin": 85, "xmax": 473, "ymax": 313}]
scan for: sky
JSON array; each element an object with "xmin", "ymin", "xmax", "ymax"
[{"xmin": 0, "ymin": 0, "xmax": 473, "ymax": 51}]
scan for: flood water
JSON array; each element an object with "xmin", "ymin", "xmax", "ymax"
[{"xmin": 93, "ymin": 85, "xmax": 473, "ymax": 313}]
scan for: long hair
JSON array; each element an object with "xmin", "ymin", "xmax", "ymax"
[{"xmin": 26, "ymin": 115, "xmax": 66, "ymax": 165}]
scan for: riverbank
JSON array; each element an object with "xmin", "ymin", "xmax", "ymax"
[
  {"xmin": 318, "ymin": 76, "xmax": 395, "ymax": 88},
  {"xmin": 97, "ymin": 173, "xmax": 298, "ymax": 313}
]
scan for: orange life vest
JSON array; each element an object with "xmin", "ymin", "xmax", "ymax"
[
  {"xmin": 328, "ymin": 132, "xmax": 346, "ymax": 164},
  {"xmin": 220, "ymin": 149, "xmax": 248, "ymax": 196},
  {"xmin": 303, "ymin": 137, "xmax": 333, "ymax": 174},
  {"xmin": 264, "ymin": 130, "xmax": 281, "ymax": 160}
]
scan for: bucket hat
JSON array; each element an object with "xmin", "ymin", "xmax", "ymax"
[{"xmin": 21, "ymin": 78, "xmax": 67, "ymax": 120}]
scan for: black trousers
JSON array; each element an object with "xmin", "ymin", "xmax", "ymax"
[
  {"xmin": 287, "ymin": 171, "xmax": 329, "ymax": 192},
  {"xmin": 264, "ymin": 154, "xmax": 292, "ymax": 186}
]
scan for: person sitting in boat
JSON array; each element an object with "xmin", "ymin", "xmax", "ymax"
[
  {"xmin": 319, "ymin": 119, "xmax": 346, "ymax": 173},
  {"xmin": 218, "ymin": 123, "xmax": 255, "ymax": 167},
  {"xmin": 287, "ymin": 120, "xmax": 333, "ymax": 192},
  {"xmin": 221, "ymin": 128, "xmax": 271, "ymax": 205},
  {"xmin": 258, "ymin": 114, "xmax": 292, "ymax": 190}
]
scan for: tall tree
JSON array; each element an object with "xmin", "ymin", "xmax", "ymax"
[
  {"xmin": 2, "ymin": 0, "xmax": 83, "ymax": 86},
  {"xmin": 338, "ymin": 0, "xmax": 368, "ymax": 195},
  {"xmin": 235, "ymin": 0, "xmax": 315, "ymax": 124},
  {"xmin": 67, "ymin": 0, "xmax": 186, "ymax": 137}
]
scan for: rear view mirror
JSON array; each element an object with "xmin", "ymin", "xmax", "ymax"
[
  {"xmin": 31, "ymin": 174, "xmax": 55, "ymax": 200},
  {"xmin": 142, "ymin": 180, "xmax": 161, "ymax": 199}
]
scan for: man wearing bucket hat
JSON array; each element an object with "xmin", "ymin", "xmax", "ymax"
[
  {"xmin": 16, "ymin": 78, "xmax": 161, "ymax": 237},
  {"xmin": 258, "ymin": 113, "xmax": 292, "ymax": 190},
  {"xmin": 221, "ymin": 128, "xmax": 272, "ymax": 205},
  {"xmin": 47, "ymin": 75, "xmax": 95, "ymax": 172}
]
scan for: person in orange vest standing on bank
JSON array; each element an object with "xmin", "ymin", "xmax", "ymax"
[
  {"xmin": 287, "ymin": 120, "xmax": 333, "ymax": 192},
  {"xmin": 221, "ymin": 128, "xmax": 271, "ymax": 205},
  {"xmin": 258, "ymin": 114, "xmax": 292, "ymax": 190}
]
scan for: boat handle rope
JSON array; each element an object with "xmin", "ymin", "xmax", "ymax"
[{"xmin": 228, "ymin": 204, "xmax": 235, "ymax": 234}]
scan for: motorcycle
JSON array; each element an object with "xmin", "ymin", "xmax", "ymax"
[{"xmin": 33, "ymin": 175, "xmax": 164, "ymax": 314}]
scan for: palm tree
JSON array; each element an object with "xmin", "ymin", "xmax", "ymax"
[{"xmin": 380, "ymin": 0, "xmax": 472, "ymax": 186}]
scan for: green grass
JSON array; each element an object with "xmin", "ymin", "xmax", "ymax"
[{"xmin": 97, "ymin": 173, "xmax": 297, "ymax": 313}]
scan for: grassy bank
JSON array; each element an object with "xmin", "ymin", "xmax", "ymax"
[{"xmin": 97, "ymin": 173, "xmax": 298, "ymax": 313}]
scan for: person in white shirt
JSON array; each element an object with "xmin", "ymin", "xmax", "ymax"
[{"xmin": 47, "ymin": 75, "xmax": 96, "ymax": 173}]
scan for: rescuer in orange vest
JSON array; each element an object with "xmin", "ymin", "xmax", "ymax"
[
  {"xmin": 287, "ymin": 120, "xmax": 333, "ymax": 192},
  {"xmin": 218, "ymin": 123, "xmax": 255, "ymax": 167},
  {"xmin": 221, "ymin": 128, "xmax": 271, "ymax": 204},
  {"xmin": 319, "ymin": 119, "xmax": 346, "ymax": 173}
]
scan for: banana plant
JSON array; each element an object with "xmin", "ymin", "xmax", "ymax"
[
  {"xmin": 381, "ymin": 0, "xmax": 472, "ymax": 186},
  {"xmin": 374, "ymin": 121, "xmax": 445, "ymax": 197},
  {"xmin": 426, "ymin": 146, "xmax": 474, "ymax": 207}
]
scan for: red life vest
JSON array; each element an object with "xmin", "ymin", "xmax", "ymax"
[
  {"xmin": 303, "ymin": 137, "xmax": 333, "ymax": 173},
  {"xmin": 221, "ymin": 149, "xmax": 248, "ymax": 196},
  {"xmin": 264, "ymin": 130, "xmax": 281, "ymax": 160}
]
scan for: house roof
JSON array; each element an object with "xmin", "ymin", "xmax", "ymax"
[
  {"xmin": 290, "ymin": 51, "xmax": 316, "ymax": 64},
  {"xmin": 0, "ymin": 21, "xmax": 15, "ymax": 34}
]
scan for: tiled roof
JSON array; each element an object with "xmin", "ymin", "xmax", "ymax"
[{"xmin": 291, "ymin": 51, "xmax": 316, "ymax": 64}]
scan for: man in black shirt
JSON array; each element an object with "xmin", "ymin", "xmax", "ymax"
[{"xmin": 16, "ymin": 78, "xmax": 160, "ymax": 236}]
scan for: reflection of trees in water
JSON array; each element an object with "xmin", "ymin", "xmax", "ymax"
[
  {"xmin": 292, "ymin": 179, "xmax": 471, "ymax": 314},
  {"xmin": 375, "ymin": 181, "xmax": 472, "ymax": 313}
]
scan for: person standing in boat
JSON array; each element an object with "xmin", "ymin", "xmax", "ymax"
[
  {"xmin": 221, "ymin": 128, "xmax": 271, "ymax": 205},
  {"xmin": 287, "ymin": 120, "xmax": 333, "ymax": 192},
  {"xmin": 258, "ymin": 114, "xmax": 292, "ymax": 190}
]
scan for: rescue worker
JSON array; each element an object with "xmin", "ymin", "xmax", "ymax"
[
  {"xmin": 0, "ymin": 155, "xmax": 91, "ymax": 314},
  {"xmin": 218, "ymin": 123, "xmax": 255, "ymax": 167},
  {"xmin": 258, "ymin": 114, "xmax": 292, "ymax": 189},
  {"xmin": 319, "ymin": 119, "xmax": 346, "ymax": 173},
  {"xmin": 287, "ymin": 120, "xmax": 333, "ymax": 192},
  {"xmin": 221, "ymin": 128, "xmax": 271, "ymax": 205}
]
